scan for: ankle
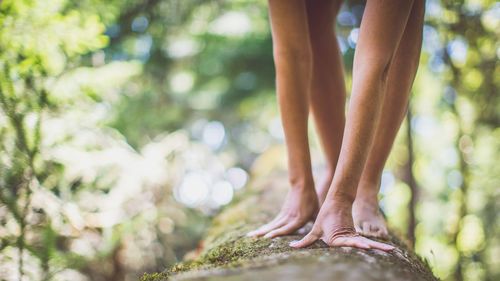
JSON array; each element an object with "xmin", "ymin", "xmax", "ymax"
[
  {"xmin": 357, "ymin": 178, "xmax": 380, "ymax": 198},
  {"xmin": 354, "ymin": 187, "xmax": 380, "ymax": 208},
  {"xmin": 358, "ymin": 177, "xmax": 381, "ymax": 188},
  {"xmin": 322, "ymin": 195, "xmax": 354, "ymax": 218},
  {"xmin": 289, "ymin": 175, "xmax": 314, "ymax": 191}
]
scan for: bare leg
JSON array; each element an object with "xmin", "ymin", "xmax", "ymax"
[
  {"xmin": 247, "ymin": 0, "xmax": 318, "ymax": 238},
  {"xmin": 306, "ymin": 0, "xmax": 346, "ymax": 207},
  {"xmin": 291, "ymin": 0, "xmax": 416, "ymax": 250},
  {"xmin": 353, "ymin": 0, "xmax": 425, "ymax": 237}
]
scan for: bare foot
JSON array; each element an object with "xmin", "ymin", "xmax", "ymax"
[
  {"xmin": 289, "ymin": 197, "xmax": 394, "ymax": 251},
  {"xmin": 352, "ymin": 181, "xmax": 388, "ymax": 238},
  {"xmin": 247, "ymin": 187, "xmax": 319, "ymax": 238}
]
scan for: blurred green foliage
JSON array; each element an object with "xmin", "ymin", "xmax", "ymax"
[{"xmin": 0, "ymin": 0, "xmax": 498, "ymax": 281}]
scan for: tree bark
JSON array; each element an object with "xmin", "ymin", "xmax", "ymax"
[{"xmin": 142, "ymin": 171, "xmax": 438, "ymax": 281}]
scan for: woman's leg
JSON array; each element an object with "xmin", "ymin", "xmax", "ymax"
[
  {"xmin": 247, "ymin": 0, "xmax": 318, "ymax": 238},
  {"xmin": 353, "ymin": 0, "xmax": 425, "ymax": 237},
  {"xmin": 291, "ymin": 0, "xmax": 415, "ymax": 250},
  {"xmin": 306, "ymin": 0, "xmax": 346, "ymax": 207}
]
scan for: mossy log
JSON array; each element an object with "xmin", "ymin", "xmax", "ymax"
[{"xmin": 142, "ymin": 171, "xmax": 438, "ymax": 281}]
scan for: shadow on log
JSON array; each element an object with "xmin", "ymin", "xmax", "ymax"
[{"xmin": 141, "ymin": 171, "xmax": 438, "ymax": 281}]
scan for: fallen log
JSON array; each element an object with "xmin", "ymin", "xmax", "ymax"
[{"xmin": 141, "ymin": 171, "xmax": 438, "ymax": 281}]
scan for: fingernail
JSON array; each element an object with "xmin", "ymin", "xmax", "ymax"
[{"xmin": 289, "ymin": 240, "xmax": 298, "ymax": 246}]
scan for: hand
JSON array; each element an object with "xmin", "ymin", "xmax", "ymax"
[
  {"xmin": 289, "ymin": 199, "xmax": 394, "ymax": 251},
  {"xmin": 247, "ymin": 188, "xmax": 319, "ymax": 239}
]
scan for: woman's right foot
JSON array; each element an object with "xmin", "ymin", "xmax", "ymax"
[{"xmin": 247, "ymin": 186, "xmax": 319, "ymax": 239}]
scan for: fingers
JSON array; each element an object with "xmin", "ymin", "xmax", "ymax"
[
  {"xmin": 246, "ymin": 215, "xmax": 287, "ymax": 237},
  {"xmin": 264, "ymin": 220, "xmax": 303, "ymax": 238},
  {"xmin": 330, "ymin": 236, "xmax": 373, "ymax": 249},
  {"xmin": 330, "ymin": 236, "xmax": 395, "ymax": 252},
  {"xmin": 289, "ymin": 231, "xmax": 320, "ymax": 248},
  {"xmin": 365, "ymin": 238, "xmax": 395, "ymax": 251}
]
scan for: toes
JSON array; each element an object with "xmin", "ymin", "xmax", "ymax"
[
  {"xmin": 374, "ymin": 227, "xmax": 388, "ymax": 238},
  {"xmin": 361, "ymin": 222, "xmax": 371, "ymax": 236},
  {"xmin": 354, "ymin": 223, "xmax": 363, "ymax": 233},
  {"xmin": 379, "ymin": 226, "xmax": 389, "ymax": 238},
  {"xmin": 368, "ymin": 225, "xmax": 381, "ymax": 237},
  {"xmin": 264, "ymin": 220, "xmax": 303, "ymax": 238},
  {"xmin": 359, "ymin": 222, "xmax": 388, "ymax": 238},
  {"xmin": 289, "ymin": 231, "xmax": 319, "ymax": 248},
  {"xmin": 368, "ymin": 224, "xmax": 389, "ymax": 238}
]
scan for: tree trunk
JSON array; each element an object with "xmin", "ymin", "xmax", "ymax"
[{"xmin": 141, "ymin": 171, "xmax": 438, "ymax": 281}]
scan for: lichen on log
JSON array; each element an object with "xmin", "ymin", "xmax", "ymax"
[{"xmin": 141, "ymin": 171, "xmax": 438, "ymax": 281}]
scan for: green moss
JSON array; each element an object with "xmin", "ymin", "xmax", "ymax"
[
  {"xmin": 203, "ymin": 236, "xmax": 272, "ymax": 264},
  {"xmin": 164, "ymin": 235, "xmax": 283, "ymax": 276},
  {"xmin": 139, "ymin": 272, "xmax": 169, "ymax": 281}
]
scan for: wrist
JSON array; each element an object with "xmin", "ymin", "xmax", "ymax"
[{"xmin": 327, "ymin": 174, "xmax": 360, "ymax": 203}]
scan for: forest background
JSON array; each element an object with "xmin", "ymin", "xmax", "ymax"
[{"xmin": 0, "ymin": 0, "xmax": 498, "ymax": 280}]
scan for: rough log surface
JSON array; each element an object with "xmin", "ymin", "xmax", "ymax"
[{"xmin": 142, "ymin": 172, "xmax": 438, "ymax": 281}]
